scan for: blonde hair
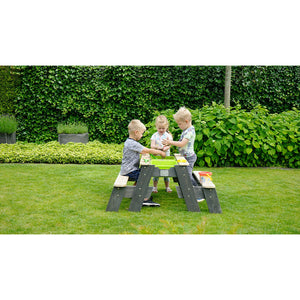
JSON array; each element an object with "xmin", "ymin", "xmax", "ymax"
[
  {"xmin": 155, "ymin": 115, "xmax": 169, "ymax": 128},
  {"xmin": 173, "ymin": 107, "xmax": 192, "ymax": 122},
  {"xmin": 128, "ymin": 119, "xmax": 146, "ymax": 134}
]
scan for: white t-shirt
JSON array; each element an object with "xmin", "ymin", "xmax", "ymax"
[{"xmin": 150, "ymin": 131, "xmax": 172, "ymax": 156}]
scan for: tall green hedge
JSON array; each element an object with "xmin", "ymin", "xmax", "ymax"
[
  {"xmin": 231, "ymin": 66, "xmax": 300, "ymax": 111},
  {"xmin": 13, "ymin": 66, "xmax": 300, "ymax": 143}
]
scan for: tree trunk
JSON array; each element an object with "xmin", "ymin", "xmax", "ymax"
[{"xmin": 224, "ymin": 66, "xmax": 232, "ymax": 109}]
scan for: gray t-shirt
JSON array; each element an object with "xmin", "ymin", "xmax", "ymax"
[
  {"xmin": 178, "ymin": 125, "xmax": 196, "ymax": 157},
  {"xmin": 120, "ymin": 138, "xmax": 144, "ymax": 175}
]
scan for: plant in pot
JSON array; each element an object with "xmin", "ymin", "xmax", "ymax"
[
  {"xmin": 0, "ymin": 115, "xmax": 17, "ymax": 144},
  {"xmin": 57, "ymin": 122, "xmax": 89, "ymax": 144}
]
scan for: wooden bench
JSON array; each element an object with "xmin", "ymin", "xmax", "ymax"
[
  {"xmin": 113, "ymin": 174, "xmax": 129, "ymax": 187},
  {"xmin": 106, "ymin": 165, "xmax": 153, "ymax": 212},
  {"xmin": 192, "ymin": 171, "xmax": 216, "ymax": 188},
  {"xmin": 190, "ymin": 171, "xmax": 221, "ymax": 213}
]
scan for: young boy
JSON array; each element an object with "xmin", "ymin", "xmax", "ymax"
[
  {"xmin": 120, "ymin": 119, "xmax": 166, "ymax": 207},
  {"xmin": 162, "ymin": 107, "xmax": 200, "ymax": 192}
]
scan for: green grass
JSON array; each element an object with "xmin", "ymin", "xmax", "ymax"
[{"xmin": 0, "ymin": 164, "xmax": 299, "ymax": 234}]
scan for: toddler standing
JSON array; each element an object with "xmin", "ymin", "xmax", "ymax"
[{"xmin": 150, "ymin": 115, "xmax": 173, "ymax": 193}]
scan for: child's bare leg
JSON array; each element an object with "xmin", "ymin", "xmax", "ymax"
[
  {"xmin": 164, "ymin": 178, "xmax": 172, "ymax": 192},
  {"xmin": 153, "ymin": 178, "xmax": 158, "ymax": 193}
]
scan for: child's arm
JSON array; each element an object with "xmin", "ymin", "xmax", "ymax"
[
  {"xmin": 141, "ymin": 147, "xmax": 166, "ymax": 157},
  {"xmin": 150, "ymin": 139, "xmax": 163, "ymax": 150},
  {"xmin": 162, "ymin": 138, "xmax": 189, "ymax": 148},
  {"xmin": 151, "ymin": 139, "xmax": 169, "ymax": 152},
  {"xmin": 162, "ymin": 133, "xmax": 172, "ymax": 151}
]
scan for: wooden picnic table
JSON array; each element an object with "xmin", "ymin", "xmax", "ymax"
[{"xmin": 106, "ymin": 154, "xmax": 222, "ymax": 213}]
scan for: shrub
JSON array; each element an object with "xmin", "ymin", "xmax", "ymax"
[
  {"xmin": 143, "ymin": 105, "xmax": 300, "ymax": 168},
  {"xmin": 0, "ymin": 141, "xmax": 123, "ymax": 164},
  {"xmin": 57, "ymin": 122, "xmax": 88, "ymax": 134},
  {"xmin": 0, "ymin": 115, "xmax": 18, "ymax": 134}
]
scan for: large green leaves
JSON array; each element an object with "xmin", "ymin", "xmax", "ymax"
[{"xmin": 146, "ymin": 104, "xmax": 300, "ymax": 168}]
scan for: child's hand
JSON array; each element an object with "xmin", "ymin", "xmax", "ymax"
[
  {"xmin": 160, "ymin": 151, "xmax": 166, "ymax": 158},
  {"xmin": 162, "ymin": 138, "xmax": 169, "ymax": 146}
]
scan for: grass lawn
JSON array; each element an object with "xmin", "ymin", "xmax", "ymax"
[{"xmin": 0, "ymin": 164, "xmax": 299, "ymax": 234}]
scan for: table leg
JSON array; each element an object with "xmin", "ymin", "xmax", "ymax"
[
  {"xmin": 202, "ymin": 188, "xmax": 222, "ymax": 213},
  {"xmin": 174, "ymin": 165, "xmax": 200, "ymax": 212},
  {"xmin": 106, "ymin": 187, "xmax": 126, "ymax": 212},
  {"xmin": 128, "ymin": 165, "xmax": 154, "ymax": 212}
]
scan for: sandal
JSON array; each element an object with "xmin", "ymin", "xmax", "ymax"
[{"xmin": 152, "ymin": 187, "xmax": 158, "ymax": 193}]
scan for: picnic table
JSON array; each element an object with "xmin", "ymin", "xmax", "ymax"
[{"xmin": 106, "ymin": 154, "xmax": 222, "ymax": 213}]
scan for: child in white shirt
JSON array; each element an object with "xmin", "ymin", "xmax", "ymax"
[{"xmin": 150, "ymin": 115, "xmax": 173, "ymax": 193}]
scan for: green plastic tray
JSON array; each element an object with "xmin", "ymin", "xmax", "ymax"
[{"xmin": 151, "ymin": 157, "xmax": 177, "ymax": 169}]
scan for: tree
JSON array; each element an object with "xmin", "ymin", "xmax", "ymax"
[{"xmin": 224, "ymin": 66, "xmax": 232, "ymax": 109}]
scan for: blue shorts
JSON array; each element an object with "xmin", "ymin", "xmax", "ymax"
[{"xmin": 125, "ymin": 169, "xmax": 140, "ymax": 181}]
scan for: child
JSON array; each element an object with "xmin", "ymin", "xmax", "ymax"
[
  {"xmin": 162, "ymin": 107, "xmax": 202, "ymax": 200},
  {"xmin": 120, "ymin": 119, "xmax": 166, "ymax": 207},
  {"xmin": 150, "ymin": 115, "xmax": 173, "ymax": 193}
]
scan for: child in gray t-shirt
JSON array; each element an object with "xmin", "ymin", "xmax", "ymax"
[
  {"xmin": 120, "ymin": 138, "xmax": 144, "ymax": 178},
  {"xmin": 120, "ymin": 120, "xmax": 166, "ymax": 207}
]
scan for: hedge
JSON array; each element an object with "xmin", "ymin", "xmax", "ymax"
[
  {"xmin": 143, "ymin": 104, "xmax": 300, "ymax": 168},
  {"xmin": 1, "ymin": 105, "xmax": 299, "ymax": 168},
  {"xmin": 0, "ymin": 66, "xmax": 21, "ymax": 115},
  {"xmin": 11, "ymin": 66, "xmax": 300, "ymax": 144},
  {"xmin": 231, "ymin": 66, "xmax": 300, "ymax": 111},
  {"xmin": 0, "ymin": 141, "xmax": 123, "ymax": 164}
]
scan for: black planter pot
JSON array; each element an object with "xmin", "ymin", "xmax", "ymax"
[
  {"xmin": 0, "ymin": 132, "xmax": 16, "ymax": 144},
  {"xmin": 58, "ymin": 133, "xmax": 89, "ymax": 144}
]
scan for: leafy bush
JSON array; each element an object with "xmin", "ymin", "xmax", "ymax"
[
  {"xmin": 143, "ymin": 105, "xmax": 300, "ymax": 168},
  {"xmin": 14, "ymin": 66, "xmax": 299, "ymax": 143},
  {"xmin": 0, "ymin": 141, "xmax": 123, "ymax": 164},
  {"xmin": 57, "ymin": 122, "xmax": 88, "ymax": 134},
  {"xmin": 0, "ymin": 115, "xmax": 18, "ymax": 134}
]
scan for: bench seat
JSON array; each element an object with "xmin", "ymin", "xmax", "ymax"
[
  {"xmin": 114, "ymin": 175, "xmax": 129, "ymax": 187},
  {"xmin": 192, "ymin": 171, "xmax": 216, "ymax": 188}
]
